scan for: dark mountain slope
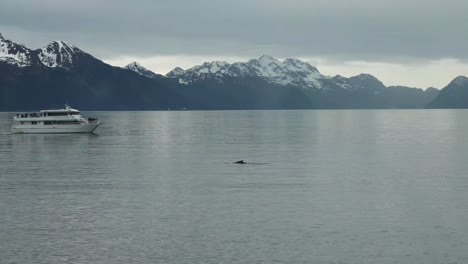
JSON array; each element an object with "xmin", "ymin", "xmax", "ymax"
[{"xmin": 427, "ymin": 76, "xmax": 468, "ymax": 108}]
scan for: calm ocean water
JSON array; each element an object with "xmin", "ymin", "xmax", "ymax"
[{"xmin": 1, "ymin": 110, "xmax": 468, "ymax": 264}]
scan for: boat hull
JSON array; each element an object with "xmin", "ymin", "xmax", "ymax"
[{"xmin": 11, "ymin": 123, "xmax": 100, "ymax": 134}]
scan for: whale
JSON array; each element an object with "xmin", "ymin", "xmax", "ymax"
[{"xmin": 234, "ymin": 160, "xmax": 246, "ymax": 164}]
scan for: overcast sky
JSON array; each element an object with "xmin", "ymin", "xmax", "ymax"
[{"xmin": 1, "ymin": 0, "xmax": 468, "ymax": 88}]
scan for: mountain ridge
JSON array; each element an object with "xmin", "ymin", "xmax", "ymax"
[
  {"xmin": 167, "ymin": 55, "xmax": 325, "ymax": 89},
  {"xmin": 0, "ymin": 34, "xmax": 93, "ymax": 69},
  {"xmin": 0, "ymin": 32, "xmax": 453, "ymax": 110}
]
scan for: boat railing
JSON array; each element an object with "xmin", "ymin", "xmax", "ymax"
[{"xmin": 15, "ymin": 113, "xmax": 44, "ymax": 118}]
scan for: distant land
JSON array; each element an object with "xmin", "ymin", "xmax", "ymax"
[{"xmin": 0, "ymin": 33, "xmax": 466, "ymax": 111}]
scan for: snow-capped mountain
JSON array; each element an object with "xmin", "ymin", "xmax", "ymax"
[
  {"xmin": 164, "ymin": 55, "xmax": 439, "ymax": 108},
  {"xmin": 0, "ymin": 33, "xmax": 35, "ymax": 67},
  {"xmin": 166, "ymin": 67, "xmax": 184, "ymax": 78},
  {"xmin": 0, "ymin": 33, "xmax": 90, "ymax": 69},
  {"xmin": 38, "ymin": 41, "xmax": 83, "ymax": 68},
  {"xmin": 167, "ymin": 55, "xmax": 325, "ymax": 89},
  {"xmin": 124, "ymin": 62, "xmax": 160, "ymax": 79},
  {"xmin": 166, "ymin": 55, "xmax": 391, "ymax": 93},
  {"xmin": 0, "ymin": 33, "xmax": 442, "ymax": 110}
]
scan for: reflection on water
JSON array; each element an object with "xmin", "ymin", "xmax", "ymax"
[{"xmin": 1, "ymin": 110, "xmax": 468, "ymax": 264}]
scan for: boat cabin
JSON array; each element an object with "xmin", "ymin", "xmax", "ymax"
[
  {"xmin": 15, "ymin": 106, "xmax": 81, "ymax": 119},
  {"xmin": 40, "ymin": 109, "xmax": 81, "ymax": 117}
]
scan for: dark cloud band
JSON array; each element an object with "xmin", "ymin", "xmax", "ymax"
[{"xmin": 1, "ymin": 0, "xmax": 467, "ymax": 60}]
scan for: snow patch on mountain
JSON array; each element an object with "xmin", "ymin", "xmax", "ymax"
[
  {"xmin": 125, "ymin": 62, "xmax": 141, "ymax": 70},
  {"xmin": 167, "ymin": 67, "xmax": 185, "ymax": 77},
  {"xmin": 331, "ymin": 75, "xmax": 353, "ymax": 90},
  {"xmin": 124, "ymin": 62, "xmax": 160, "ymax": 79},
  {"xmin": 247, "ymin": 55, "xmax": 284, "ymax": 77},
  {"xmin": 0, "ymin": 35, "xmax": 33, "ymax": 67},
  {"xmin": 192, "ymin": 61, "xmax": 230, "ymax": 74},
  {"xmin": 168, "ymin": 55, "xmax": 326, "ymax": 89},
  {"xmin": 0, "ymin": 33, "xmax": 91, "ymax": 69},
  {"xmin": 38, "ymin": 41, "xmax": 82, "ymax": 68}
]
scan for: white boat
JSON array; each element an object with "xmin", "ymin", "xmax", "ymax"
[{"xmin": 11, "ymin": 105, "xmax": 101, "ymax": 134}]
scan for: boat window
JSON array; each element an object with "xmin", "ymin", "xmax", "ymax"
[
  {"xmin": 53, "ymin": 121, "xmax": 82, "ymax": 125},
  {"xmin": 47, "ymin": 112, "xmax": 69, "ymax": 116}
]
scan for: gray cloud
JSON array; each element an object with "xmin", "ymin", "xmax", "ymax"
[{"xmin": 1, "ymin": 0, "xmax": 468, "ymax": 61}]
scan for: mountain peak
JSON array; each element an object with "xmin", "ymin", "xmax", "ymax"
[
  {"xmin": 188, "ymin": 61, "xmax": 230, "ymax": 74},
  {"xmin": 125, "ymin": 61, "xmax": 141, "ymax": 68},
  {"xmin": 50, "ymin": 40, "xmax": 78, "ymax": 50},
  {"xmin": 259, "ymin": 54, "xmax": 276, "ymax": 60},
  {"xmin": 170, "ymin": 56, "xmax": 324, "ymax": 88},
  {"xmin": 0, "ymin": 34, "xmax": 34, "ymax": 67},
  {"xmin": 45, "ymin": 41, "xmax": 82, "ymax": 54},
  {"xmin": 124, "ymin": 61, "xmax": 146, "ymax": 71},
  {"xmin": 450, "ymin": 75, "xmax": 468, "ymax": 86},
  {"xmin": 124, "ymin": 61, "xmax": 160, "ymax": 79},
  {"xmin": 167, "ymin": 67, "xmax": 185, "ymax": 78},
  {"xmin": 171, "ymin": 66, "xmax": 184, "ymax": 73},
  {"xmin": 255, "ymin": 55, "xmax": 279, "ymax": 64},
  {"xmin": 348, "ymin": 73, "xmax": 385, "ymax": 92},
  {"xmin": 38, "ymin": 40, "xmax": 82, "ymax": 68},
  {"xmin": 353, "ymin": 73, "xmax": 378, "ymax": 80},
  {"xmin": 428, "ymin": 76, "xmax": 468, "ymax": 108},
  {"xmin": 1, "ymin": 35, "xmax": 84, "ymax": 68}
]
